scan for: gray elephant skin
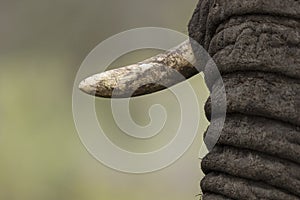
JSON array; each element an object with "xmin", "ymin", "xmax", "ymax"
[{"xmin": 188, "ymin": 0, "xmax": 300, "ymax": 199}]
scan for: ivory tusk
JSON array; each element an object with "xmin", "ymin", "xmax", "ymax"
[{"xmin": 79, "ymin": 40, "xmax": 199, "ymax": 98}]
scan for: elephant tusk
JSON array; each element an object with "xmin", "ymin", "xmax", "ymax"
[{"xmin": 79, "ymin": 40, "xmax": 199, "ymax": 98}]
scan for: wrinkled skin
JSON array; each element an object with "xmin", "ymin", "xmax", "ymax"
[{"xmin": 188, "ymin": 0, "xmax": 300, "ymax": 199}]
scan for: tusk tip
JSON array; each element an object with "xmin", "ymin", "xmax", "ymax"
[
  {"xmin": 79, "ymin": 73, "xmax": 114, "ymax": 98},
  {"xmin": 79, "ymin": 77, "xmax": 97, "ymax": 96}
]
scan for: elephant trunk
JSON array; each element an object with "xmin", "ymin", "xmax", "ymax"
[{"xmin": 188, "ymin": 0, "xmax": 300, "ymax": 199}]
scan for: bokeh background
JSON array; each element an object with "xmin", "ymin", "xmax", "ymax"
[{"xmin": 0, "ymin": 0, "xmax": 211, "ymax": 199}]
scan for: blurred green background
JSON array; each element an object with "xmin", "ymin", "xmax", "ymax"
[{"xmin": 0, "ymin": 0, "xmax": 210, "ymax": 199}]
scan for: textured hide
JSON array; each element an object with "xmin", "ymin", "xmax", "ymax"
[{"xmin": 188, "ymin": 0, "xmax": 300, "ymax": 199}]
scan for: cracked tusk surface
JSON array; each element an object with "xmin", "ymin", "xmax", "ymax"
[{"xmin": 79, "ymin": 40, "xmax": 199, "ymax": 98}]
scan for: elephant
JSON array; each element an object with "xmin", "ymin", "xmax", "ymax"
[
  {"xmin": 189, "ymin": 1, "xmax": 300, "ymax": 199},
  {"xmin": 79, "ymin": 0, "xmax": 300, "ymax": 199}
]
